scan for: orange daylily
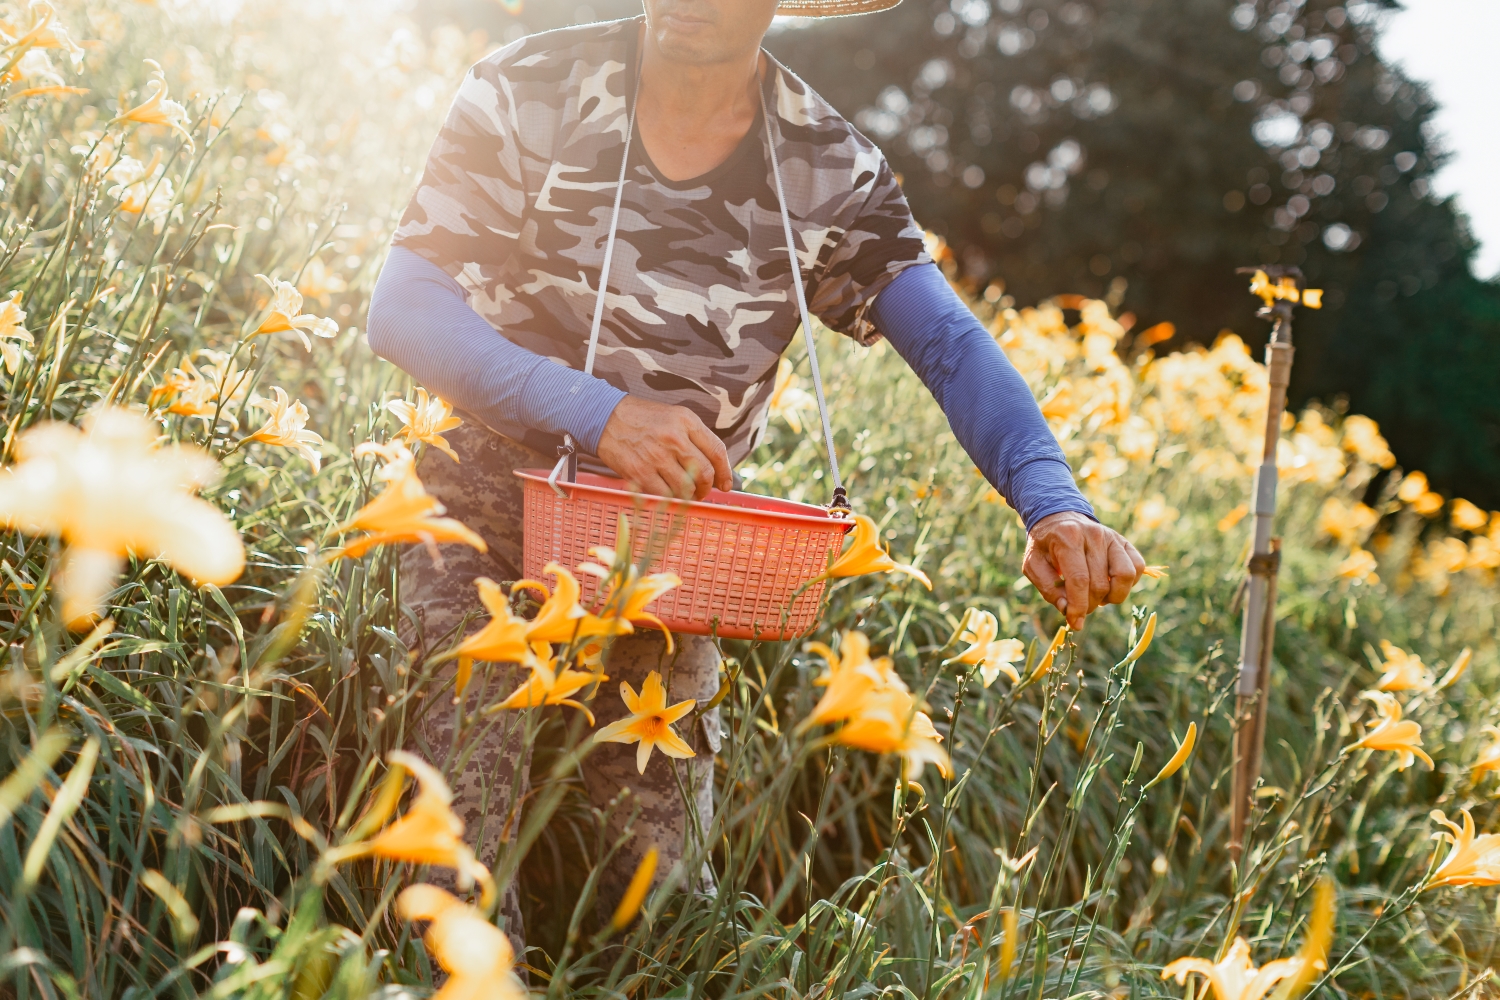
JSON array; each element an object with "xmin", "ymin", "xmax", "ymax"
[
  {"xmin": 514, "ymin": 562, "xmax": 613, "ymax": 645},
  {"xmin": 953, "ymin": 608, "xmax": 1025, "ymax": 688},
  {"xmin": 593, "ymin": 670, "xmax": 697, "ymax": 774},
  {"xmin": 149, "ymin": 350, "xmax": 251, "ymax": 420},
  {"xmin": 334, "ymin": 443, "xmax": 486, "ymax": 559},
  {"xmin": 246, "ymin": 387, "xmax": 323, "ymax": 471},
  {"xmin": 0, "ymin": 408, "xmax": 243, "ymax": 628},
  {"xmin": 0, "ymin": 290, "xmax": 33, "ymax": 373},
  {"xmin": 1374, "ymin": 640, "xmax": 1432, "ymax": 692},
  {"xmin": 111, "ymin": 60, "xmax": 191, "ymax": 143},
  {"xmin": 829, "ymin": 684, "xmax": 952, "ymax": 780},
  {"xmin": 823, "ymin": 513, "xmax": 931, "ymax": 589},
  {"xmin": 252, "ymin": 274, "xmax": 338, "ymax": 349},
  {"xmin": 388, "ymin": 388, "xmax": 463, "ymax": 462},
  {"xmin": 582, "ymin": 544, "xmax": 682, "ymax": 649},
  {"xmin": 396, "ymin": 884, "xmax": 526, "ymax": 1000},
  {"xmin": 1427, "ymin": 808, "xmax": 1500, "ymax": 889},
  {"xmin": 491, "ymin": 654, "xmax": 602, "ymax": 723},
  {"xmin": 444, "ymin": 577, "xmax": 539, "ymax": 699},
  {"xmin": 796, "ymin": 631, "xmax": 908, "ymax": 733},
  {"xmin": 1336, "ymin": 548, "xmax": 1378, "ymax": 584},
  {"xmin": 360, "ymin": 751, "xmax": 492, "ymax": 900},
  {"xmin": 1144, "ymin": 722, "xmax": 1197, "ymax": 790},
  {"xmin": 1347, "ymin": 691, "xmax": 1433, "ymax": 770}
]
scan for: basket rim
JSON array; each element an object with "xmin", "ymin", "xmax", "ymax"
[{"xmin": 515, "ymin": 468, "xmax": 853, "ymax": 532}]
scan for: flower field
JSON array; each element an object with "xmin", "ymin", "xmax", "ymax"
[{"xmin": 3, "ymin": 1, "xmax": 1500, "ymax": 997}]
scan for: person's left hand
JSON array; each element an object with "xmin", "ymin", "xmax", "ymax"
[{"xmin": 1023, "ymin": 511, "xmax": 1145, "ymax": 631}]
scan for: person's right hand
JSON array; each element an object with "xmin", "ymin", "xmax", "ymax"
[{"xmin": 596, "ymin": 395, "xmax": 733, "ymax": 500}]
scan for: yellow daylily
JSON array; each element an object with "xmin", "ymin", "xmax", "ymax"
[
  {"xmin": 953, "ymin": 609, "xmax": 1025, "ymax": 688},
  {"xmin": 1374, "ymin": 640, "xmax": 1432, "ymax": 692},
  {"xmin": 1272, "ymin": 876, "xmax": 1337, "ymax": 1000},
  {"xmin": 1336, "ymin": 548, "xmax": 1378, "ymax": 584},
  {"xmin": 296, "ymin": 257, "xmax": 347, "ymax": 306},
  {"xmin": 444, "ymin": 577, "xmax": 538, "ymax": 699},
  {"xmin": 105, "ymin": 148, "xmax": 175, "ymax": 224},
  {"xmin": 592, "ymin": 670, "xmax": 697, "ymax": 774},
  {"xmin": 1436, "ymin": 647, "xmax": 1472, "ymax": 690},
  {"xmin": 0, "ymin": 290, "xmax": 33, "ymax": 374},
  {"xmin": 1427, "ymin": 808, "xmax": 1500, "ymax": 889},
  {"xmin": 359, "ymin": 751, "xmax": 492, "ymax": 898},
  {"xmin": 388, "ymin": 388, "xmax": 463, "ymax": 462},
  {"xmin": 149, "ymin": 350, "xmax": 251, "ymax": 421},
  {"xmin": 252, "ymin": 274, "xmax": 339, "ymax": 349},
  {"xmin": 246, "ymin": 387, "xmax": 323, "ymax": 471},
  {"xmin": 1033, "ymin": 624, "xmax": 1070, "ymax": 678},
  {"xmin": 396, "ymin": 884, "xmax": 526, "ymax": 1000},
  {"xmin": 111, "ymin": 60, "xmax": 191, "ymax": 143},
  {"xmin": 0, "ymin": 408, "xmax": 243, "ymax": 628},
  {"xmin": 797, "ymin": 631, "xmax": 907, "ymax": 733},
  {"xmin": 1470, "ymin": 726, "xmax": 1500, "ymax": 777},
  {"xmin": 584, "ymin": 548, "xmax": 682, "ymax": 650},
  {"xmin": 829, "ymin": 685, "xmax": 952, "ymax": 780},
  {"xmin": 334, "ymin": 443, "xmax": 486, "ymax": 559},
  {"xmin": 1143, "ymin": 721, "xmax": 1197, "ymax": 789},
  {"xmin": 491, "ymin": 653, "xmax": 602, "ymax": 724},
  {"xmin": 1347, "ymin": 691, "xmax": 1433, "ymax": 770},
  {"xmin": 514, "ymin": 562, "xmax": 613, "ymax": 645},
  {"xmin": 1, "ymin": 3, "xmax": 86, "ymax": 68},
  {"xmin": 823, "ymin": 513, "xmax": 931, "ymax": 589},
  {"xmin": 610, "ymin": 846, "xmax": 659, "ymax": 931},
  {"xmin": 1163, "ymin": 937, "xmax": 1299, "ymax": 1000}
]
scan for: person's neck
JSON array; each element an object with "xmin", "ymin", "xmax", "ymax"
[{"xmin": 636, "ymin": 31, "xmax": 763, "ymax": 132}]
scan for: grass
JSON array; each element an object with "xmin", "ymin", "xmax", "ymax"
[{"xmin": 1, "ymin": 1, "xmax": 1498, "ymax": 997}]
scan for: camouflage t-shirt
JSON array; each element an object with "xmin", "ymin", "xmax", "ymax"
[{"xmin": 392, "ymin": 17, "xmax": 930, "ymax": 464}]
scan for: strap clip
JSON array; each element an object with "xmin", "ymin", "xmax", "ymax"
[{"xmin": 547, "ymin": 434, "xmax": 577, "ymax": 498}]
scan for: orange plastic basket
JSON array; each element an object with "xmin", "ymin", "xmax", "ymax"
[{"xmin": 516, "ymin": 470, "xmax": 852, "ymax": 640}]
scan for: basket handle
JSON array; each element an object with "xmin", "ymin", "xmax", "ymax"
[{"xmin": 551, "ymin": 58, "xmax": 850, "ymax": 515}]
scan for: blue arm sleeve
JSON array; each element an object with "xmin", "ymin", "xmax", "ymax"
[
  {"xmin": 366, "ymin": 246, "xmax": 627, "ymax": 454},
  {"xmin": 871, "ymin": 262, "xmax": 1096, "ymax": 531}
]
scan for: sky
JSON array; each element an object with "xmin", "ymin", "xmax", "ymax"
[{"xmin": 1379, "ymin": 0, "xmax": 1500, "ymax": 279}]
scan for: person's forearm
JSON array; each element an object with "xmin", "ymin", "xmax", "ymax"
[
  {"xmin": 871, "ymin": 262, "xmax": 1095, "ymax": 531},
  {"xmin": 366, "ymin": 246, "xmax": 626, "ymax": 453}
]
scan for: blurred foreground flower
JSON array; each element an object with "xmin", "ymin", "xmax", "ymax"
[
  {"xmin": 396, "ymin": 884, "xmax": 525, "ymax": 1000},
  {"xmin": 0, "ymin": 290, "xmax": 32, "ymax": 373},
  {"xmin": 1336, "ymin": 548, "xmax": 1378, "ymax": 584},
  {"xmin": 1427, "ymin": 808, "xmax": 1500, "ymax": 889},
  {"xmin": 0, "ymin": 408, "xmax": 243, "ymax": 627},
  {"xmin": 334, "ymin": 443, "xmax": 485, "ymax": 558},
  {"xmin": 767, "ymin": 357, "xmax": 815, "ymax": 433},
  {"xmin": 610, "ymin": 846, "xmax": 658, "ymax": 931},
  {"xmin": 824, "ymin": 513, "xmax": 930, "ymax": 588},
  {"xmin": 593, "ymin": 670, "xmax": 696, "ymax": 774},
  {"xmin": 247, "ymin": 387, "xmax": 322, "ymax": 470},
  {"xmin": 1347, "ymin": 691, "xmax": 1432, "ymax": 770},
  {"xmin": 111, "ymin": 59, "xmax": 191, "ymax": 143},
  {"xmin": 388, "ymin": 388, "xmax": 462, "ymax": 461},
  {"xmin": 1163, "ymin": 937, "xmax": 1300, "ymax": 1000},
  {"xmin": 952, "ymin": 608, "xmax": 1024, "ymax": 687},
  {"xmin": 252, "ymin": 275, "xmax": 338, "ymax": 349},
  {"xmin": 1397, "ymin": 472, "xmax": 1444, "ymax": 517}
]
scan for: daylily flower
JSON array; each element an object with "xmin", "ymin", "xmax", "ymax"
[
  {"xmin": 829, "ymin": 684, "xmax": 951, "ymax": 780},
  {"xmin": 360, "ymin": 751, "xmax": 492, "ymax": 899},
  {"xmin": 396, "ymin": 884, "xmax": 526, "ymax": 1000},
  {"xmin": 953, "ymin": 609, "xmax": 1024, "ymax": 687},
  {"xmin": 1469, "ymin": 727, "xmax": 1500, "ymax": 777},
  {"xmin": 1279, "ymin": 876, "xmax": 1337, "ymax": 997},
  {"xmin": 247, "ymin": 387, "xmax": 322, "ymax": 471},
  {"xmin": 1336, "ymin": 548, "xmax": 1378, "ymax": 584},
  {"xmin": 296, "ymin": 257, "xmax": 347, "ymax": 306},
  {"xmin": 610, "ymin": 846, "xmax": 659, "ymax": 930},
  {"xmin": 593, "ymin": 670, "xmax": 697, "ymax": 774},
  {"xmin": 0, "ymin": 408, "xmax": 244, "ymax": 628},
  {"xmin": 106, "ymin": 149, "xmax": 175, "ymax": 224},
  {"xmin": 491, "ymin": 653, "xmax": 602, "ymax": 723},
  {"xmin": 148, "ymin": 350, "xmax": 251, "ymax": 421},
  {"xmin": 1, "ymin": 3, "xmax": 86, "ymax": 68},
  {"xmin": 582, "ymin": 545, "xmax": 682, "ymax": 649},
  {"xmin": 1143, "ymin": 721, "xmax": 1197, "ymax": 789},
  {"xmin": 252, "ymin": 274, "xmax": 339, "ymax": 349},
  {"xmin": 767, "ymin": 357, "xmax": 815, "ymax": 433},
  {"xmin": 1347, "ymin": 691, "xmax": 1433, "ymax": 770},
  {"xmin": 388, "ymin": 388, "xmax": 462, "ymax": 462},
  {"xmin": 514, "ymin": 562, "xmax": 613, "ymax": 645},
  {"xmin": 797, "ymin": 630, "xmax": 907, "ymax": 733},
  {"xmin": 1162, "ymin": 937, "xmax": 1299, "ymax": 1000},
  {"xmin": 0, "ymin": 290, "xmax": 33, "ymax": 374},
  {"xmin": 445, "ymin": 577, "xmax": 537, "ymax": 697},
  {"xmin": 823, "ymin": 513, "xmax": 931, "ymax": 589},
  {"xmin": 112, "ymin": 60, "xmax": 192, "ymax": 143},
  {"xmin": 1316, "ymin": 497, "xmax": 1378, "ymax": 547},
  {"xmin": 334, "ymin": 443, "xmax": 486, "ymax": 559},
  {"xmin": 1436, "ymin": 647, "xmax": 1472, "ymax": 690},
  {"xmin": 1427, "ymin": 808, "xmax": 1500, "ymax": 889},
  {"xmin": 1374, "ymin": 641, "xmax": 1432, "ymax": 692}
]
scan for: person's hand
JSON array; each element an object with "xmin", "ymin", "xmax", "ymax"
[
  {"xmin": 596, "ymin": 395, "xmax": 733, "ymax": 500},
  {"xmin": 1023, "ymin": 511, "xmax": 1145, "ymax": 631}
]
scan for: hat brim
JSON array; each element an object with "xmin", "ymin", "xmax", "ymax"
[{"xmin": 775, "ymin": 0, "xmax": 901, "ymax": 17}]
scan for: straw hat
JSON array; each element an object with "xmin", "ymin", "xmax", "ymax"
[{"xmin": 775, "ymin": 0, "xmax": 901, "ymax": 17}]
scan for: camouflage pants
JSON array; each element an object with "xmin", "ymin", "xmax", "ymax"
[{"xmin": 396, "ymin": 423, "xmax": 720, "ymax": 953}]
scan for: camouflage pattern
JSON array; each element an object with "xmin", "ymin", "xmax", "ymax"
[
  {"xmin": 392, "ymin": 17, "xmax": 930, "ymax": 465},
  {"xmin": 398, "ymin": 423, "xmax": 721, "ymax": 952}
]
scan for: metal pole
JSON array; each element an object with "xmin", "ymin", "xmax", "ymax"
[{"xmin": 1228, "ymin": 266, "xmax": 1318, "ymax": 862}]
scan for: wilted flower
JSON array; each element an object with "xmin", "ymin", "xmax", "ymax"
[
  {"xmin": 247, "ymin": 387, "xmax": 323, "ymax": 470},
  {"xmin": 396, "ymin": 884, "xmax": 525, "ymax": 1000},
  {"xmin": 334, "ymin": 443, "xmax": 486, "ymax": 559},
  {"xmin": 1347, "ymin": 691, "xmax": 1432, "ymax": 770},
  {"xmin": 0, "ymin": 290, "xmax": 34, "ymax": 373},
  {"xmin": 1427, "ymin": 808, "xmax": 1500, "ymax": 889},
  {"xmin": 112, "ymin": 60, "xmax": 192, "ymax": 143},
  {"xmin": 593, "ymin": 670, "xmax": 697, "ymax": 774},
  {"xmin": 824, "ymin": 513, "xmax": 931, "ymax": 588},
  {"xmin": 252, "ymin": 275, "xmax": 339, "ymax": 349},
  {"xmin": 953, "ymin": 608, "xmax": 1025, "ymax": 688},
  {"xmin": 388, "ymin": 388, "xmax": 463, "ymax": 462},
  {"xmin": 1374, "ymin": 641, "xmax": 1432, "ymax": 692},
  {"xmin": 0, "ymin": 408, "xmax": 244, "ymax": 627}
]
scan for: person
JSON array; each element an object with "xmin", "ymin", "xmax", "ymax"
[{"xmin": 365, "ymin": 0, "xmax": 1145, "ymax": 950}]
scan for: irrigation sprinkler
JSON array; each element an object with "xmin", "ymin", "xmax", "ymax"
[{"xmin": 1229, "ymin": 265, "xmax": 1322, "ymax": 861}]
